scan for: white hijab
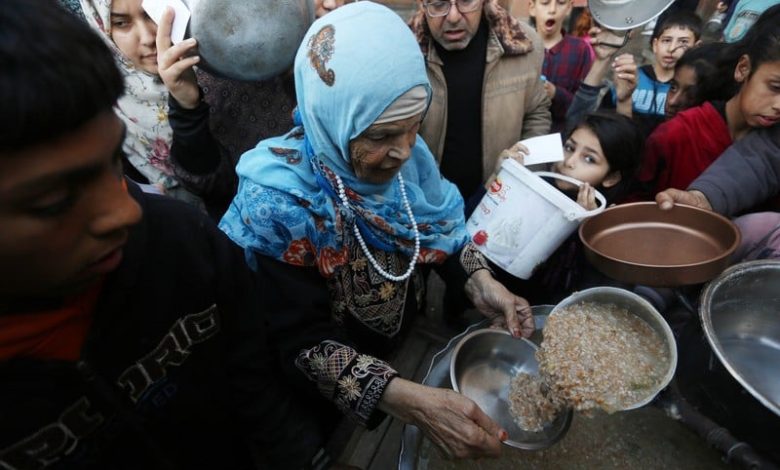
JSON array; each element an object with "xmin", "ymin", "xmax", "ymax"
[{"xmin": 79, "ymin": 0, "xmax": 201, "ymax": 205}]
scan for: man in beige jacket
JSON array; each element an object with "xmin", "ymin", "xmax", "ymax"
[{"xmin": 410, "ymin": 0, "xmax": 551, "ymax": 198}]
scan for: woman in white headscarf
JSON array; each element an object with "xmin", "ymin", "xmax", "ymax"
[{"xmin": 79, "ymin": 0, "xmax": 233, "ymax": 216}]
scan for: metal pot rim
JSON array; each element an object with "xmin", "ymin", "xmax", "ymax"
[{"xmin": 699, "ymin": 259, "xmax": 780, "ymax": 416}]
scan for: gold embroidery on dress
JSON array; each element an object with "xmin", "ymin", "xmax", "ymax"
[{"xmin": 327, "ymin": 236, "xmax": 418, "ymax": 337}]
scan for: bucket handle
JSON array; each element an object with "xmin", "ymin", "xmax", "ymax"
[{"xmin": 534, "ymin": 171, "xmax": 607, "ymax": 220}]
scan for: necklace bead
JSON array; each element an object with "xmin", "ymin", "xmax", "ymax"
[{"xmin": 334, "ymin": 173, "xmax": 419, "ymax": 282}]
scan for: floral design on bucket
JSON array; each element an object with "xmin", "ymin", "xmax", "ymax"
[{"xmin": 308, "ymin": 25, "xmax": 336, "ymax": 86}]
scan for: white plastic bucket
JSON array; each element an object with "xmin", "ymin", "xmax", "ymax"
[{"xmin": 466, "ymin": 159, "xmax": 606, "ymax": 279}]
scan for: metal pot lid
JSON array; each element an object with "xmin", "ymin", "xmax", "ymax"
[
  {"xmin": 184, "ymin": 0, "xmax": 314, "ymax": 81},
  {"xmin": 700, "ymin": 260, "xmax": 780, "ymax": 417},
  {"xmin": 588, "ymin": 0, "xmax": 676, "ymax": 30}
]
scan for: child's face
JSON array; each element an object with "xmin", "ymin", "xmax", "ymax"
[
  {"xmin": 110, "ymin": 0, "xmax": 159, "ymax": 74},
  {"xmin": 651, "ymin": 26, "xmax": 696, "ymax": 72},
  {"xmin": 734, "ymin": 58, "xmax": 780, "ymax": 129},
  {"xmin": 529, "ymin": 0, "xmax": 572, "ymax": 39},
  {"xmin": 553, "ymin": 127, "xmax": 620, "ymax": 191},
  {"xmin": 0, "ymin": 111, "xmax": 142, "ymax": 301},
  {"xmin": 665, "ymin": 64, "xmax": 698, "ymax": 118}
]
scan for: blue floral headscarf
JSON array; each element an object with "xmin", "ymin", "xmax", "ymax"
[{"xmin": 219, "ymin": 2, "xmax": 468, "ymax": 277}]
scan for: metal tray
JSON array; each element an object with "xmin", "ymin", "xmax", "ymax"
[{"xmin": 579, "ymin": 202, "xmax": 740, "ymax": 286}]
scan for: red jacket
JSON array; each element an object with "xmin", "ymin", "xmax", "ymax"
[{"xmin": 637, "ymin": 102, "xmax": 733, "ymax": 199}]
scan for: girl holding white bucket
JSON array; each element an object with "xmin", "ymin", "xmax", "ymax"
[{"xmin": 465, "ymin": 111, "xmax": 643, "ymax": 304}]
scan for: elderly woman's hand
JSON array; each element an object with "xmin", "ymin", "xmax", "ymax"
[
  {"xmin": 465, "ymin": 270, "xmax": 534, "ymax": 338},
  {"xmin": 156, "ymin": 7, "xmax": 201, "ymax": 109},
  {"xmin": 378, "ymin": 378, "xmax": 507, "ymax": 459}
]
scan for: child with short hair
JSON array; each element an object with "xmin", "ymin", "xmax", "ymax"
[
  {"xmin": 0, "ymin": 1, "xmax": 325, "ymax": 466},
  {"xmin": 529, "ymin": 0, "xmax": 594, "ymax": 132},
  {"xmin": 637, "ymin": 5, "xmax": 780, "ymax": 199},
  {"xmin": 614, "ymin": 10, "xmax": 702, "ymax": 136},
  {"xmin": 664, "ymin": 42, "xmax": 727, "ymax": 119}
]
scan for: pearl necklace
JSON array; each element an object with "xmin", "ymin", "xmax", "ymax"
[{"xmin": 334, "ymin": 173, "xmax": 420, "ymax": 282}]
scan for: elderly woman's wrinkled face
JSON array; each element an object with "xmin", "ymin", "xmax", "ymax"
[{"xmin": 349, "ymin": 113, "xmax": 423, "ymax": 184}]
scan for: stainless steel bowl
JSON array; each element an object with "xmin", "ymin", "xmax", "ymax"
[
  {"xmin": 551, "ymin": 287, "xmax": 678, "ymax": 410},
  {"xmin": 700, "ymin": 260, "xmax": 780, "ymax": 416},
  {"xmin": 450, "ymin": 328, "xmax": 572, "ymax": 450}
]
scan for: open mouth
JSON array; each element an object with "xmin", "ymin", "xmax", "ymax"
[
  {"xmin": 545, "ymin": 19, "xmax": 556, "ymax": 28},
  {"xmin": 444, "ymin": 29, "xmax": 465, "ymax": 39}
]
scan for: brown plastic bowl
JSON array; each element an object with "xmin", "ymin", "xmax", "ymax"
[{"xmin": 579, "ymin": 202, "xmax": 741, "ymax": 286}]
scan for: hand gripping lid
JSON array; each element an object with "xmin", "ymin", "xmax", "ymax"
[{"xmin": 184, "ymin": 0, "xmax": 315, "ymax": 81}]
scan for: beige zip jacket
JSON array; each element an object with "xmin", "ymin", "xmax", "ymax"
[{"xmin": 410, "ymin": 1, "xmax": 551, "ymax": 182}]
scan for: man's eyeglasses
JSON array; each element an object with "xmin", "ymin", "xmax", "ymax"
[{"xmin": 423, "ymin": 0, "xmax": 482, "ymax": 17}]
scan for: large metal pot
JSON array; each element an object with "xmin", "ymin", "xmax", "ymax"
[
  {"xmin": 699, "ymin": 260, "xmax": 780, "ymax": 417},
  {"xmin": 184, "ymin": 0, "xmax": 314, "ymax": 81}
]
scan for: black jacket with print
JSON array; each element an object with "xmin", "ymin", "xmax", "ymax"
[{"xmin": 0, "ymin": 183, "xmax": 323, "ymax": 470}]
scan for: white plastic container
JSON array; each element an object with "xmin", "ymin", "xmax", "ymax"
[{"xmin": 466, "ymin": 159, "xmax": 606, "ymax": 279}]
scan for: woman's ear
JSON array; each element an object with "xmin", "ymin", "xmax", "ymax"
[
  {"xmin": 734, "ymin": 54, "xmax": 752, "ymax": 83},
  {"xmin": 602, "ymin": 171, "xmax": 622, "ymax": 188}
]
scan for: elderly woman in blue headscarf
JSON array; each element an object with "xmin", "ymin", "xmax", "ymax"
[{"xmin": 220, "ymin": 2, "xmax": 533, "ymax": 459}]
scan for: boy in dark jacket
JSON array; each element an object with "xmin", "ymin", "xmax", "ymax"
[{"xmin": 0, "ymin": 1, "xmax": 323, "ymax": 468}]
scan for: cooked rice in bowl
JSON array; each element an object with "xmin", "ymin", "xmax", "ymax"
[
  {"xmin": 508, "ymin": 299, "xmax": 672, "ymax": 430},
  {"xmin": 538, "ymin": 301, "xmax": 670, "ymax": 413}
]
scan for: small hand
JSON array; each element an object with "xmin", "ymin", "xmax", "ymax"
[
  {"xmin": 465, "ymin": 270, "xmax": 534, "ymax": 338},
  {"xmin": 613, "ymin": 53, "xmax": 637, "ymax": 103},
  {"xmin": 576, "ymin": 183, "xmax": 598, "ymax": 210},
  {"xmin": 656, "ymin": 189, "xmax": 713, "ymax": 211},
  {"xmin": 543, "ymin": 80, "xmax": 556, "ymax": 100},
  {"xmin": 588, "ymin": 26, "xmax": 629, "ymax": 58},
  {"xmin": 379, "ymin": 379, "xmax": 507, "ymax": 459},
  {"xmin": 156, "ymin": 7, "xmax": 201, "ymax": 109},
  {"xmin": 497, "ymin": 142, "xmax": 529, "ymax": 166},
  {"xmin": 489, "ymin": 142, "xmax": 529, "ymax": 187}
]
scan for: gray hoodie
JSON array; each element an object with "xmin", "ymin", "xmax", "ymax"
[{"xmin": 689, "ymin": 126, "xmax": 780, "ymax": 216}]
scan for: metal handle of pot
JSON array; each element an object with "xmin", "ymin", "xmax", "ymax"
[{"xmin": 533, "ymin": 171, "xmax": 607, "ymax": 220}]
